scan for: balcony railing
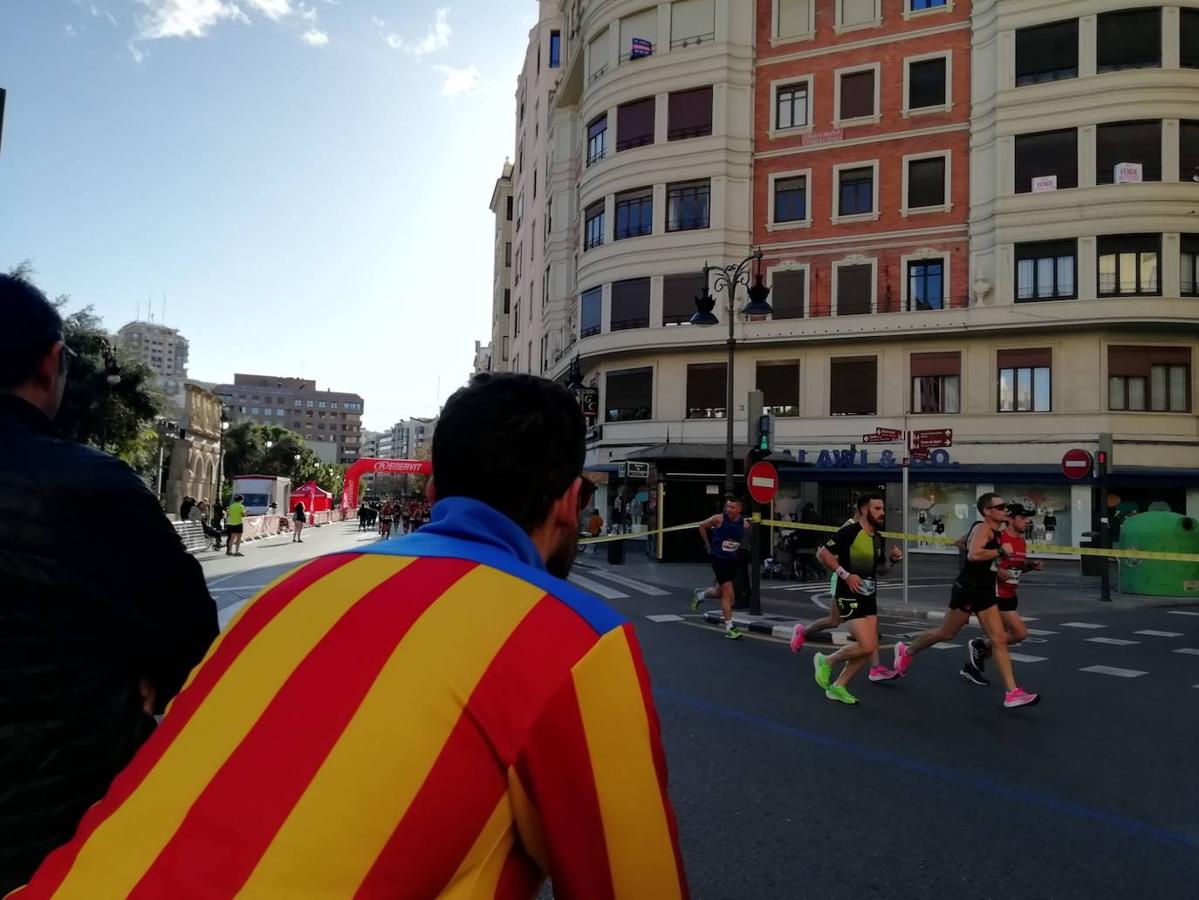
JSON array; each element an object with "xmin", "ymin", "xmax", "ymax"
[{"xmin": 670, "ymin": 31, "xmax": 715, "ymax": 50}]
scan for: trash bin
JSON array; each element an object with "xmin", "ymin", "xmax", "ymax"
[
  {"xmin": 1117, "ymin": 512, "xmax": 1199, "ymax": 598},
  {"xmin": 607, "ymin": 536, "xmax": 625, "ymax": 565}
]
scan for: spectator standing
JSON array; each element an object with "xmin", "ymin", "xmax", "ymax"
[
  {"xmin": 292, "ymin": 501, "xmax": 306, "ymax": 543},
  {"xmin": 0, "ymin": 274, "xmax": 218, "ymax": 895},
  {"xmin": 225, "ymin": 494, "xmax": 246, "ymax": 556}
]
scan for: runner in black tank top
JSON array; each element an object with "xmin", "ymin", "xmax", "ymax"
[{"xmin": 892, "ymin": 493, "xmax": 1041, "ymax": 709}]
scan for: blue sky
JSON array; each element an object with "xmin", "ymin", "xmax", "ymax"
[{"xmin": 0, "ymin": 0, "xmax": 534, "ymax": 430}]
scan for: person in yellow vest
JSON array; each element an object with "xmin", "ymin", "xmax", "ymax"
[{"xmin": 225, "ymin": 495, "xmax": 246, "ymax": 557}]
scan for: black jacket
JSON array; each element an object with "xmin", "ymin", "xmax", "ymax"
[{"xmin": 0, "ymin": 395, "xmax": 218, "ymax": 893}]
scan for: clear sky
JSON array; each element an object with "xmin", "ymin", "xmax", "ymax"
[{"xmin": 0, "ymin": 0, "xmax": 533, "ymax": 431}]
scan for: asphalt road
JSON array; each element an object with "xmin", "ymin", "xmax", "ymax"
[{"xmin": 200, "ymin": 529, "xmax": 1199, "ymax": 898}]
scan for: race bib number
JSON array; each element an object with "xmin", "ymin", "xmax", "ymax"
[{"xmin": 721, "ymin": 539, "xmax": 741, "ymax": 553}]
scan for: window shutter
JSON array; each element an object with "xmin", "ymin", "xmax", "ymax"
[
  {"xmin": 841, "ymin": 0, "xmax": 876, "ymax": 27},
  {"xmin": 671, "ymin": 0, "xmax": 715, "ymax": 44},
  {"xmin": 910, "ymin": 352, "xmax": 961, "ymax": 377},
  {"xmin": 610, "ymin": 278, "xmax": 651, "ymax": 329},
  {"xmin": 606, "ymin": 368, "xmax": 653, "ymax": 410},
  {"xmin": 663, "ymin": 273, "xmax": 706, "ymax": 324},
  {"xmin": 1109, "ymin": 345, "xmax": 1191, "ymax": 376},
  {"xmin": 588, "ymin": 28, "xmax": 609, "ymax": 78},
  {"xmin": 830, "ymin": 357, "xmax": 878, "ymax": 415},
  {"xmin": 668, "ymin": 86, "xmax": 713, "ymax": 139},
  {"xmin": 617, "ymin": 97, "xmax": 656, "ymax": 149},
  {"xmin": 757, "ymin": 363, "xmax": 800, "ymax": 407},
  {"xmin": 620, "ymin": 8, "xmax": 658, "ymax": 56},
  {"xmin": 840, "ymin": 71, "xmax": 875, "ymax": 119},
  {"xmin": 687, "ymin": 363, "xmax": 727, "ymax": 413},
  {"xmin": 997, "ymin": 347, "xmax": 1052, "ymax": 369},
  {"xmin": 837, "ymin": 265, "xmax": 874, "ymax": 315},
  {"xmin": 777, "ymin": 0, "xmax": 812, "ymax": 37},
  {"xmin": 771, "ymin": 271, "xmax": 806, "ymax": 319}
]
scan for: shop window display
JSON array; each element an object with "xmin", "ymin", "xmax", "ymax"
[
  {"xmin": 1002, "ymin": 484, "xmax": 1072, "ymax": 545},
  {"xmin": 909, "ymin": 483, "xmax": 978, "ymax": 548}
]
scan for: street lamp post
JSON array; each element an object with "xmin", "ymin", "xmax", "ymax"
[
  {"xmin": 99, "ymin": 338, "xmax": 121, "ymax": 452},
  {"xmin": 690, "ymin": 248, "xmax": 772, "ymax": 496},
  {"xmin": 215, "ymin": 408, "xmax": 230, "ymax": 502}
]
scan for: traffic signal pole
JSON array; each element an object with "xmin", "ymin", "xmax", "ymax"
[
  {"xmin": 1098, "ymin": 433, "xmax": 1112, "ymax": 602},
  {"xmin": 747, "ymin": 391, "xmax": 764, "ymax": 617}
]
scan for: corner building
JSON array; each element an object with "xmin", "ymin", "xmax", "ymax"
[{"xmin": 507, "ymin": 0, "xmax": 1199, "ymax": 560}]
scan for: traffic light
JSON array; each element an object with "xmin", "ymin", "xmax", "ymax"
[{"xmin": 756, "ymin": 413, "xmax": 773, "ymax": 451}]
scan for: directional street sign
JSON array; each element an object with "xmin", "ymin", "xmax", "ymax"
[
  {"xmin": 863, "ymin": 433, "xmax": 893, "ymax": 443},
  {"xmin": 627, "ymin": 461, "xmax": 650, "ymax": 479},
  {"xmin": 911, "ymin": 428, "xmax": 953, "ymax": 449},
  {"xmin": 874, "ymin": 427, "xmax": 904, "ymax": 440},
  {"xmin": 1061, "ymin": 448, "xmax": 1094, "ymax": 480},
  {"xmin": 747, "ymin": 461, "xmax": 779, "ymax": 505},
  {"xmin": 909, "ymin": 448, "xmax": 931, "ymax": 461}
]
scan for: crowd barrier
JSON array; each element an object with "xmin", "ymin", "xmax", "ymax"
[{"xmin": 579, "ymin": 518, "xmax": 1199, "ymax": 563}]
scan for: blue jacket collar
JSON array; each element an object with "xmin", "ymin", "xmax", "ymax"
[{"xmin": 419, "ymin": 496, "xmax": 546, "ymax": 571}]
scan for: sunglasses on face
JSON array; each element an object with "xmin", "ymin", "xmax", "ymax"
[{"xmin": 987, "ymin": 504, "xmax": 1008, "ymax": 511}]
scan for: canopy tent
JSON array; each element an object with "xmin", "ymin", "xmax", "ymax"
[{"xmin": 291, "ymin": 481, "xmax": 332, "ymax": 513}]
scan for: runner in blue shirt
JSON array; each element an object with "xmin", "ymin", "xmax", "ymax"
[{"xmin": 691, "ymin": 497, "xmax": 747, "ymax": 640}]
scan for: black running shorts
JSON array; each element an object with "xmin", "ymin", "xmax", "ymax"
[
  {"xmin": 997, "ymin": 594, "xmax": 1019, "ymax": 613},
  {"xmin": 949, "ymin": 582, "xmax": 996, "ymax": 614},
  {"xmin": 835, "ymin": 593, "xmax": 878, "ymax": 621},
  {"xmin": 710, "ymin": 557, "xmax": 739, "ymax": 586}
]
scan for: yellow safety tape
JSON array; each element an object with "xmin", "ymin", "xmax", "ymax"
[{"xmin": 579, "ymin": 517, "xmax": 1199, "ymax": 563}]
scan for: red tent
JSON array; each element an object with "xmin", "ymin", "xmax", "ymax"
[{"xmin": 290, "ymin": 481, "xmax": 332, "ymax": 513}]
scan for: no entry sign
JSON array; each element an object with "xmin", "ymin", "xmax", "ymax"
[
  {"xmin": 747, "ymin": 461, "xmax": 779, "ymax": 504},
  {"xmin": 1061, "ymin": 448, "xmax": 1094, "ymax": 480}
]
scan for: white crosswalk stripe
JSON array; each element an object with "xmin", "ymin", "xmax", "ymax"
[
  {"xmin": 584, "ymin": 569, "xmax": 670, "ymax": 596},
  {"xmin": 931, "ymin": 642, "xmax": 962, "ymax": 649},
  {"xmin": 1025, "ymin": 628, "xmax": 1058, "ymax": 636},
  {"xmin": 1061, "ymin": 622, "xmax": 1106, "ymax": 629},
  {"xmin": 1165, "ymin": 610, "xmax": 1199, "ymax": 616},
  {"xmin": 1081, "ymin": 665, "xmax": 1148, "ymax": 678},
  {"xmin": 1173, "ymin": 648, "xmax": 1199, "ymax": 656},
  {"xmin": 646, "ymin": 614, "xmax": 684, "ymax": 623},
  {"xmin": 568, "ymin": 574, "xmax": 629, "ymax": 600},
  {"xmin": 1009, "ymin": 653, "xmax": 1048, "ymax": 663},
  {"xmin": 1086, "ymin": 637, "xmax": 1139, "ymax": 646},
  {"xmin": 1134, "ymin": 630, "xmax": 1183, "ymax": 638}
]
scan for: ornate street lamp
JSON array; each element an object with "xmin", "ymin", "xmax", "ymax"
[
  {"xmin": 690, "ymin": 248, "xmax": 772, "ymax": 496},
  {"xmin": 215, "ymin": 407, "xmax": 230, "ymax": 501}
]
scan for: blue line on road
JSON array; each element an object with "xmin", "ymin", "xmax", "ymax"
[{"xmin": 654, "ymin": 687, "xmax": 1199, "ymax": 851}]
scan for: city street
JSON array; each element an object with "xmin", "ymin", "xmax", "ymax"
[{"xmin": 203, "ymin": 531, "xmax": 1199, "ymax": 898}]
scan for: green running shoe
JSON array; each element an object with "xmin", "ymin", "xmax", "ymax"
[
  {"xmin": 690, "ymin": 588, "xmax": 706, "ymax": 611},
  {"xmin": 724, "ymin": 625, "xmax": 743, "ymax": 640},
  {"xmin": 812, "ymin": 653, "xmax": 832, "ymax": 690},
  {"xmin": 825, "ymin": 684, "xmax": 858, "ymax": 705}
]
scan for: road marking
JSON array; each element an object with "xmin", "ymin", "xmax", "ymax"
[
  {"xmin": 1173, "ymin": 648, "xmax": 1199, "ymax": 656},
  {"xmin": 1025, "ymin": 628, "xmax": 1057, "ymax": 636},
  {"xmin": 1061, "ymin": 622, "xmax": 1106, "ymax": 629},
  {"xmin": 1009, "ymin": 653, "xmax": 1048, "ymax": 663},
  {"xmin": 1165, "ymin": 610, "xmax": 1199, "ymax": 616},
  {"xmin": 932, "ymin": 642, "xmax": 962, "ymax": 649},
  {"xmin": 1080, "ymin": 665, "xmax": 1148, "ymax": 678},
  {"xmin": 1086, "ymin": 637, "xmax": 1139, "ymax": 646},
  {"xmin": 646, "ymin": 614, "xmax": 684, "ymax": 623},
  {"xmin": 567, "ymin": 574, "xmax": 629, "ymax": 600},
  {"xmin": 1134, "ymin": 630, "xmax": 1183, "ymax": 638},
  {"xmin": 585, "ymin": 569, "xmax": 670, "ymax": 596},
  {"xmin": 1021, "ymin": 617, "xmax": 1039, "ymax": 622}
]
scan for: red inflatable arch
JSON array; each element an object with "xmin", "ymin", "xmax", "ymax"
[{"xmin": 342, "ymin": 457, "xmax": 432, "ymax": 510}]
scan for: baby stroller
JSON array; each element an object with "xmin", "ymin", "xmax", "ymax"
[{"xmin": 763, "ymin": 529, "xmax": 807, "ymax": 581}]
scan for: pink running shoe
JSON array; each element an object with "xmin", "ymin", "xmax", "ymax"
[
  {"xmin": 1003, "ymin": 687, "xmax": 1041, "ymax": 708},
  {"xmin": 868, "ymin": 665, "xmax": 899, "ymax": 682},
  {"xmin": 893, "ymin": 642, "xmax": 913, "ymax": 677},
  {"xmin": 789, "ymin": 624, "xmax": 806, "ymax": 653}
]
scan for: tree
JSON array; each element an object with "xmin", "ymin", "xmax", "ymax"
[{"xmin": 220, "ymin": 422, "xmax": 344, "ymax": 498}]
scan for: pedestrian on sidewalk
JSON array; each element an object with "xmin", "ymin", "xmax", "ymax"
[
  {"xmin": 0, "ymin": 274, "xmax": 217, "ymax": 896},
  {"xmin": 292, "ymin": 501, "xmax": 306, "ymax": 542},
  {"xmin": 21, "ymin": 372, "xmax": 688, "ymax": 899},
  {"xmin": 225, "ymin": 494, "xmax": 246, "ymax": 556},
  {"xmin": 893, "ymin": 493, "xmax": 1040, "ymax": 709},
  {"xmin": 691, "ymin": 496, "xmax": 747, "ymax": 640}
]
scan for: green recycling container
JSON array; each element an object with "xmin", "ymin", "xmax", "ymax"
[{"xmin": 1117, "ymin": 511, "xmax": 1199, "ymax": 598}]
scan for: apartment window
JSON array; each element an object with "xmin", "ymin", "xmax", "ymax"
[
  {"xmin": 580, "ymin": 287, "xmax": 602, "ymax": 338},
  {"xmin": 839, "ymin": 0, "xmax": 878, "ymax": 29},
  {"xmin": 587, "ymin": 114, "xmax": 608, "ymax": 166},
  {"xmin": 906, "ymin": 156, "xmax": 947, "ymax": 210},
  {"xmin": 1015, "ymin": 19, "xmax": 1078, "ymax": 85},
  {"xmin": 1097, "ymin": 8, "xmax": 1160, "ymax": 72},
  {"xmin": 836, "ymin": 264, "xmax": 874, "ymax": 316},
  {"xmin": 606, "ymin": 367, "xmax": 653, "ymax": 421},
  {"xmin": 907, "ymin": 57, "xmax": 947, "ymax": 110},
  {"xmin": 773, "ymin": 175, "xmax": 807, "ymax": 223},
  {"xmin": 911, "ymin": 352, "xmax": 960, "ymax": 414},
  {"xmin": 998, "ymin": 348, "xmax": 1052, "ymax": 412},
  {"xmin": 293, "ymin": 399, "xmax": 301, "ymax": 407},
  {"xmin": 1096, "ymin": 121, "xmax": 1161, "ymax": 183},
  {"xmin": 611, "ymin": 278, "xmax": 650, "ymax": 331},
  {"xmin": 663, "ymin": 272, "xmax": 706, "ymax": 325},
  {"xmin": 616, "ymin": 97, "xmax": 655, "ymax": 151},
  {"xmin": 1184, "ymin": 10, "xmax": 1199, "ymax": 68},
  {"xmin": 1180, "ymin": 121, "xmax": 1199, "ymax": 182},
  {"xmin": 668, "ymin": 86, "xmax": 713, "ymax": 140},
  {"xmin": 830, "ymin": 357, "xmax": 877, "ymax": 415},
  {"xmin": 757, "ymin": 362, "xmax": 800, "ymax": 417},
  {"xmin": 250, "ymin": 407, "xmax": 259, "ymax": 415},
  {"xmin": 583, "ymin": 201, "xmax": 605, "ymax": 250},
  {"xmin": 686, "ymin": 363, "xmax": 727, "ymax": 418},
  {"xmin": 1182, "ymin": 236, "xmax": 1199, "ymax": 296},
  {"xmin": 1014, "ymin": 129, "xmax": 1078, "ymax": 192},
  {"xmin": 614, "ymin": 187, "xmax": 654, "ymax": 239},
  {"xmin": 908, "ymin": 260, "xmax": 944, "ymax": 311},
  {"xmin": 770, "ymin": 270, "xmax": 806, "ymax": 319},
  {"xmin": 502, "ymin": 335, "xmax": 510, "ymax": 361},
  {"xmin": 667, "ymin": 179, "xmax": 711, "ymax": 231},
  {"xmin": 837, "ymin": 166, "xmax": 874, "ymax": 217},
  {"xmin": 1109, "ymin": 346, "xmax": 1191, "ymax": 412},
  {"xmin": 1015, "ymin": 240, "xmax": 1077, "ymax": 301},
  {"xmin": 549, "ymin": 30, "xmax": 561, "ymax": 67},
  {"xmin": 505, "ymin": 242, "xmax": 512, "ymax": 267},
  {"xmin": 306, "ymin": 400, "xmax": 314, "ymax": 408},
  {"xmin": 588, "ymin": 27, "xmax": 609, "ymax": 82},
  {"xmin": 671, "ymin": 0, "xmax": 716, "ymax": 47},
  {"xmin": 839, "ymin": 69, "xmax": 876, "ymax": 121},
  {"xmin": 909, "ymin": 0, "xmax": 946, "ymax": 9},
  {"xmin": 1098, "ymin": 234, "xmax": 1160, "ymax": 296},
  {"xmin": 775, "ymin": 81, "xmax": 810, "ymax": 130},
  {"xmin": 776, "ymin": 0, "xmax": 812, "ymax": 38},
  {"xmin": 503, "ymin": 288, "xmax": 511, "ymax": 313},
  {"xmin": 331, "ymin": 402, "xmax": 339, "ymax": 409},
  {"xmin": 506, "ymin": 196, "xmax": 513, "ymax": 221}
]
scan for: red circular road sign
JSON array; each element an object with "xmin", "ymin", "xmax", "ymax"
[
  {"xmin": 1061, "ymin": 448, "xmax": 1094, "ymax": 480},
  {"xmin": 747, "ymin": 461, "xmax": 780, "ymax": 504}
]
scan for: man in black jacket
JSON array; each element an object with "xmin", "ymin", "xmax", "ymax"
[{"xmin": 0, "ymin": 274, "xmax": 218, "ymax": 894}]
